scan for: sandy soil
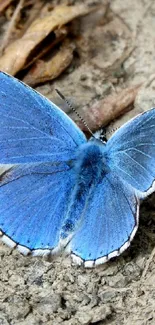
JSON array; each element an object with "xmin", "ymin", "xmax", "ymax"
[{"xmin": 1, "ymin": 0, "xmax": 155, "ymax": 324}]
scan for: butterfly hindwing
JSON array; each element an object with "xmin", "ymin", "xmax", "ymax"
[
  {"xmin": 0, "ymin": 162, "xmax": 75, "ymax": 255},
  {"xmin": 67, "ymin": 171, "xmax": 139, "ymax": 267}
]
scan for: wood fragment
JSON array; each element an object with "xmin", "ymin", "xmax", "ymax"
[{"xmin": 75, "ymin": 84, "xmax": 142, "ymax": 132}]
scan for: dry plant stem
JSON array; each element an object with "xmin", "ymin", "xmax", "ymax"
[
  {"xmin": 0, "ymin": 0, "xmax": 14, "ymax": 13},
  {"xmin": 0, "ymin": 0, "xmax": 25, "ymax": 54}
]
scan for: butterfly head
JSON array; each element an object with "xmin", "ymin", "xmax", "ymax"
[{"xmin": 90, "ymin": 128, "xmax": 107, "ymax": 144}]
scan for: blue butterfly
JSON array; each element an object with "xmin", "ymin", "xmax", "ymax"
[{"xmin": 0, "ymin": 71, "xmax": 155, "ymax": 267}]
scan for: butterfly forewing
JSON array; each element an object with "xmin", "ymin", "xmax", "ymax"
[{"xmin": 106, "ymin": 108, "xmax": 155, "ymax": 195}]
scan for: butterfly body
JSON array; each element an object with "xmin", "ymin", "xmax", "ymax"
[
  {"xmin": 0, "ymin": 72, "xmax": 155, "ymax": 267},
  {"xmin": 60, "ymin": 140, "xmax": 108, "ymax": 239}
]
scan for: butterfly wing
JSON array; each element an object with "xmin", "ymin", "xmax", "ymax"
[
  {"xmin": 67, "ymin": 109, "xmax": 155, "ymax": 266},
  {"xmin": 66, "ymin": 171, "xmax": 139, "ymax": 267},
  {"xmin": 0, "ymin": 72, "xmax": 86, "ymax": 254},
  {"xmin": 0, "ymin": 162, "xmax": 75, "ymax": 254},
  {"xmin": 106, "ymin": 108, "xmax": 155, "ymax": 196},
  {"xmin": 0, "ymin": 72, "xmax": 86, "ymax": 164}
]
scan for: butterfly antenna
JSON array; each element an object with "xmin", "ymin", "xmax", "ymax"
[
  {"xmin": 55, "ymin": 89, "xmax": 95, "ymax": 138},
  {"xmin": 106, "ymin": 127, "xmax": 119, "ymax": 136}
]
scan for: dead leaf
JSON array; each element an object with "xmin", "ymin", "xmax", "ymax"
[
  {"xmin": 0, "ymin": 0, "xmax": 14, "ymax": 13},
  {"xmin": 23, "ymin": 40, "xmax": 74, "ymax": 86},
  {"xmin": 24, "ymin": 26, "xmax": 68, "ymax": 69},
  {"xmin": 74, "ymin": 84, "xmax": 142, "ymax": 132},
  {"xmin": 0, "ymin": 4, "xmax": 94, "ymax": 75}
]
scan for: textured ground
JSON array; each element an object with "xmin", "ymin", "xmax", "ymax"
[{"xmin": 1, "ymin": 0, "xmax": 155, "ymax": 324}]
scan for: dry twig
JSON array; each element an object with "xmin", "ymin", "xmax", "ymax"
[{"xmin": 0, "ymin": 0, "xmax": 25, "ymax": 54}]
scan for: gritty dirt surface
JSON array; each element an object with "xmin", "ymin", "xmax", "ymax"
[{"xmin": 1, "ymin": 1, "xmax": 155, "ymax": 324}]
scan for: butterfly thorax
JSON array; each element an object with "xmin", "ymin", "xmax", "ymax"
[{"xmin": 74, "ymin": 139, "xmax": 109, "ymax": 180}]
